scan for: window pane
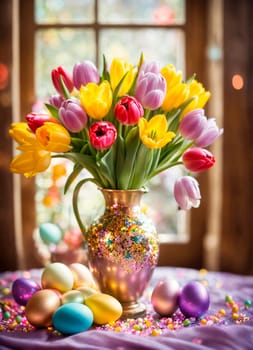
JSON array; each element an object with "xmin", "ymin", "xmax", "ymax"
[
  {"xmin": 99, "ymin": 29, "xmax": 185, "ymax": 70},
  {"xmin": 35, "ymin": 29, "xmax": 95, "ymax": 98},
  {"xmin": 99, "ymin": 0, "xmax": 185, "ymax": 25},
  {"xmin": 35, "ymin": 0, "xmax": 94, "ymax": 24}
]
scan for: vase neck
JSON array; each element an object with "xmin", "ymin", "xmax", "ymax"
[{"xmin": 100, "ymin": 189, "xmax": 145, "ymax": 207}]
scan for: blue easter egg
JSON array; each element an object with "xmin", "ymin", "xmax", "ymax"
[
  {"xmin": 39, "ymin": 223, "xmax": 62, "ymax": 244},
  {"xmin": 52, "ymin": 303, "xmax": 93, "ymax": 334}
]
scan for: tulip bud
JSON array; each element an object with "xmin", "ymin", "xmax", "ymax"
[
  {"xmin": 183, "ymin": 147, "xmax": 215, "ymax": 172},
  {"xmin": 59, "ymin": 99, "xmax": 87, "ymax": 132},
  {"xmin": 174, "ymin": 176, "xmax": 201, "ymax": 210},
  {"xmin": 51, "ymin": 66, "xmax": 74, "ymax": 95},
  {"xmin": 135, "ymin": 72, "xmax": 166, "ymax": 110},
  {"xmin": 49, "ymin": 94, "xmax": 65, "ymax": 109},
  {"xmin": 114, "ymin": 96, "xmax": 144, "ymax": 125},
  {"xmin": 73, "ymin": 61, "xmax": 100, "ymax": 89},
  {"xmin": 25, "ymin": 112, "xmax": 59, "ymax": 133},
  {"xmin": 89, "ymin": 121, "xmax": 117, "ymax": 150}
]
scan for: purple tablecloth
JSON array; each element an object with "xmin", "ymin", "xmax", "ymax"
[{"xmin": 0, "ymin": 267, "xmax": 253, "ymax": 350}]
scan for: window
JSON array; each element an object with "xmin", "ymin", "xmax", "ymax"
[
  {"xmin": 19, "ymin": 0, "xmax": 210, "ymax": 268},
  {"xmin": 33, "ymin": 0, "xmax": 187, "ymax": 241}
]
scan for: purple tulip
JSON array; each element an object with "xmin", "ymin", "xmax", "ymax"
[
  {"xmin": 73, "ymin": 61, "xmax": 100, "ymax": 89},
  {"xmin": 139, "ymin": 61, "xmax": 161, "ymax": 75},
  {"xmin": 174, "ymin": 176, "xmax": 201, "ymax": 210},
  {"xmin": 59, "ymin": 99, "xmax": 87, "ymax": 132},
  {"xmin": 49, "ymin": 94, "xmax": 65, "ymax": 109},
  {"xmin": 195, "ymin": 118, "xmax": 224, "ymax": 147},
  {"xmin": 135, "ymin": 72, "xmax": 166, "ymax": 110}
]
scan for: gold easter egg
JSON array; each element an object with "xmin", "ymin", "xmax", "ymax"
[
  {"xmin": 69, "ymin": 263, "xmax": 97, "ymax": 289},
  {"xmin": 85, "ymin": 293, "xmax": 122, "ymax": 325},
  {"xmin": 25, "ymin": 289, "xmax": 61, "ymax": 327},
  {"xmin": 41, "ymin": 262, "xmax": 74, "ymax": 293}
]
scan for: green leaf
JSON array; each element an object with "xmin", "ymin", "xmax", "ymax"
[
  {"xmin": 53, "ymin": 152, "xmax": 107, "ymax": 187},
  {"xmin": 129, "ymin": 144, "xmax": 153, "ymax": 189},
  {"xmin": 45, "ymin": 103, "xmax": 60, "ymax": 120},
  {"xmin": 101, "ymin": 54, "xmax": 110, "ymax": 82},
  {"xmin": 99, "ymin": 146, "xmax": 116, "ymax": 188},
  {"xmin": 64, "ymin": 163, "xmax": 83, "ymax": 194},
  {"xmin": 117, "ymin": 128, "xmax": 140, "ymax": 189}
]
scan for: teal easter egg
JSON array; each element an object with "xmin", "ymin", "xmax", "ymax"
[
  {"xmin": 39, "ymin": 223, "xmax": 62, "ymax": 244},
  {"xmin": 52, "ymin": 303, "xmax": 93, "ymax": 334}
]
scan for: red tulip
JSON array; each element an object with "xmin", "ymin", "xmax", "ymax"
[
  {"xmin": 182, "ymin": 147, "xmax": 215, "ymax": 172},
  {"xmin": 114, "ymin": 96, "xmax": 144, "ymax": 125},
  {"xmin": 25, "ymin": 112, "xmax": 59, "ymax": 133},
  {"xmin": 89, "ymin": 121, "xmax": 117, "ymax": 150},
  {"xmin": 51, "ymin": 66, "xmax": 74, "ymax": 95}
]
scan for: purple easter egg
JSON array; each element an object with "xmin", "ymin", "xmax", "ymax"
[
  {"xmin": 12, "ymin": 278, "xmax": 41, "ymax": 306},
  {"xmin": 178, "ymin": 281, "xmax": 210, "ymax": 318}
]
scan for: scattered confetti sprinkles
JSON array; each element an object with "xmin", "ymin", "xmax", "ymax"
[{"xmin": 0, "ymin": 267, "xmax": 252, "ymax": 336}]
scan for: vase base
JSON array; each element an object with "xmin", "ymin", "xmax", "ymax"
[{"xmin": 121, "ymin": 301, "xmax": 146, "ymax": 319}]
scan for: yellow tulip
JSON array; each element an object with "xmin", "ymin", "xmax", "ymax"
[
  {"xmin": 161, "ymin": 64, "xmax": 183, "ymax": 89},
  {"xmin": 162, "ymin": 83, "xmax": 189, "ymax": 112},
  {"xmin": 10, "ymin": 149, "xmax": 51, "ymax": 178},
  {"xmin": 80, "ymin": 81, "xmax": 112, "ymax": 120},
  {"xmin": 9, "ymin": 122, "xmax": 35, "ymax": 144},
  {"xmin": 36, "ymin": 122, "xmax": 71, "ymax": 152},
  {"xmin": 138, "ymin": 114, "xmax": 175, "ymax": 149},
  {"xmin": 110, "ymin": 58, "xmax": 137, "ymax": 96},
  {"xmin": 161, "ymin": 65, "xmax": 189, "ymax": 112},
  {"xmin": 182, "ymin": 80, "xmax": 211, "ymax": 116}
]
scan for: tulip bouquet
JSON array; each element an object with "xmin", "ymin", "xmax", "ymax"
[{"xmin": 9, "ymin": 55, "xmax": 223, "ymax": 212}]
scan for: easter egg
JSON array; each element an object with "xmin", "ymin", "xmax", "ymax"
[
  {"xmin": 85, "ymin": 293, "xmax": 122, "ymax": 325},
  {"xmin": 69, "ymin": 263, "xmax": 97, "ymax": 289},
  {"xmin": 151, "ymin": 279, "xmax": 180, "ymax": 316},
  {"xmin": 12, "ymin": 278, "xmax": 41, "ymax": 306},
  {"xmin": 41, "ymin": 262, "xmax": 74, "ymax": 292},
  {"xmin": 52, "ymin": 303, "xmax": 93, "ymax": 334},
  {"xmin": 39, "ymin": 223, "xmax": 62, "ymax": 245},
  {"xmin": 178, "ymin": 281, "xmax": 210, "ymax": 318},
  {"xmin": 62, "ymin": 290, "xmax": 84, "ymax": 304},
  {"xmin": 77, "ymin": 286, "xmax": 99, "ymax": 300},
  {"xmin": 25, "ymin": 289, "xmax": 61, "ymax": 327}
]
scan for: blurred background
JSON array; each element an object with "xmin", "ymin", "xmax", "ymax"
[{"xmin": 1, "ymin": 0, "xmax": 253, "ymax": 274}]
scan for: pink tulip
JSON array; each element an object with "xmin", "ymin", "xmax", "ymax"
[
  {"xmin": 25, "ymin": 112, "xmax": 59, "ymax": 133},
  {"xmin": 174, "ymin": 176, "xmax": 201, "ymax": 210},
  {"xmin": 59, "ymin": 99, "xmax": 87, "ymax": 132},
  {"xmin": 51, "ymin": 66, "xmax": 74, "ymax": 95},
  {"xmin": 73, "ymin": 61, "xmax": 100, "ymax": 89},
  {"xmin": 139, "ymin": 61, "xmax": 161, "ymax": 75},
  {"xmin": 179, "ymin": 109, "xmax": 207, "ymax": 139},
  {"xmin": 135, "ymin": 72, "xmax": 166, "ymax": 110},
  {"xmin": 180, "ymin": 109, "xmax": 223, "ymax": 147},
  {"xmin": 195, "ymin": 118, "xmax": 224, "ymax": 147},
  {"xmin": 89, "ymin": 121, "xmax": 117, "ymax": 150},
  {"xmin": 114, "ymin": 96, "xmax": 144, "ymax": 125},
  {"xmin": 183, "ymin": 147, "xmax": 215, "ymax": 172}
]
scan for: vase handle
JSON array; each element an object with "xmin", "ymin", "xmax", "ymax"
[{"xmin": 72, "ymin": 177, "xmax": 99, "ymax": 238}]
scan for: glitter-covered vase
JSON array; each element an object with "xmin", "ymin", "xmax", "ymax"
[{"xmin": 86, "ymin": 189, "xmax": 159, "ymax": 318}]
